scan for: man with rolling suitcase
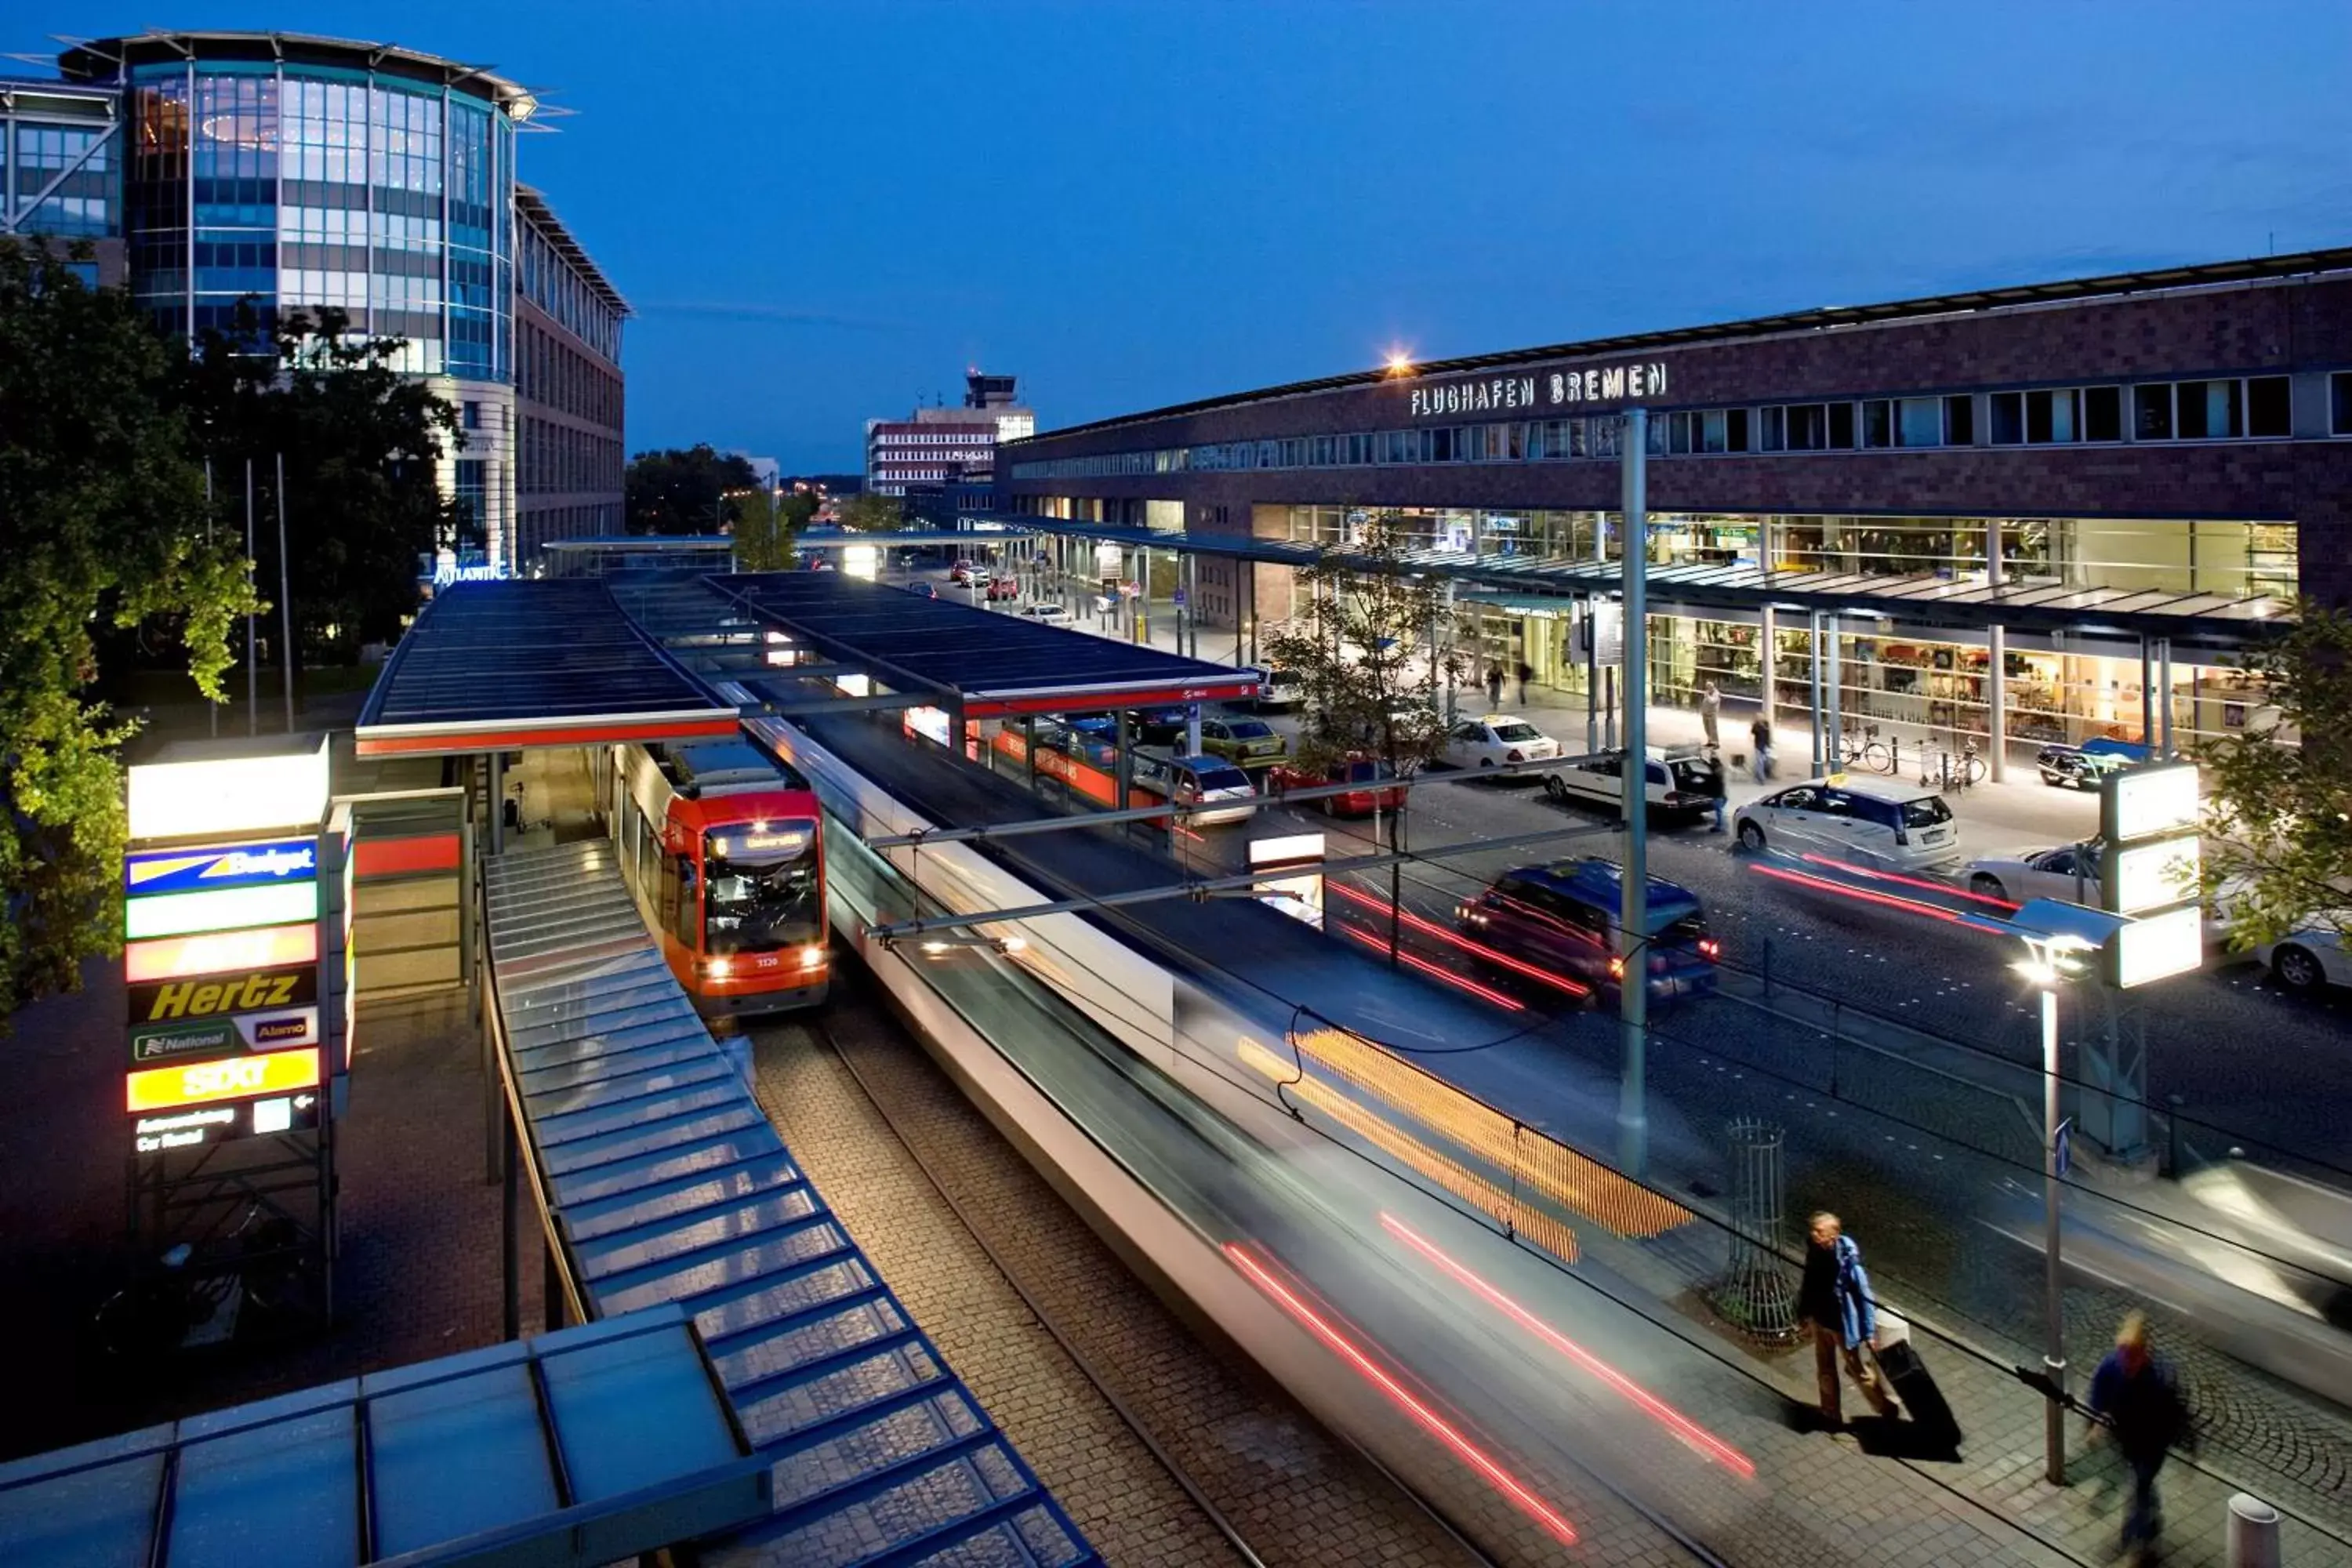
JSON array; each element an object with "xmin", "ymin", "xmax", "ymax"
[{"xmin": 1798, "ymin": 1212, "xmax": 1899, "ymax": 1426}]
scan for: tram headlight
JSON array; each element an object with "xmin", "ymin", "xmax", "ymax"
[
  {"xmin": 799, "ymin": 945, "xmax": 826, "ymax": 971},
  {"xmin": 705, "ymin": 955, "xmax": 733, "ymax": 978}
]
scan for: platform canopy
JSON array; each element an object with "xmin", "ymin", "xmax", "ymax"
[
  {"xmin": 355, "ymin": 579, "xmax": 742, "ymax": 757},
  {"xmin": 705, "ymin": 571, "xmax": 1262, "ymax": 717}
]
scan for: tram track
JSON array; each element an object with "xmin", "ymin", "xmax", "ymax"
[{"xmin": 755, "ymin": 980, "xmax": 1501, "ymax": 1568}]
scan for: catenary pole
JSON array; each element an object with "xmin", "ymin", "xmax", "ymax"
[
  {"xmin": 245, "ymin": 458, "xmax": 257, "ymax": 735},
  {"xmin": 278, "ymin": 452, "xmax": 294, "ymax": 733},
  {"xmin": 1618, "ymin": 408, "xmax": 1650, "ymax": 1179},
  {"xmin": 205, "ymin": 459, "xmax": 217, "ymax": 736}
]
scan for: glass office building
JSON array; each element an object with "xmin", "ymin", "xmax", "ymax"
[{"xmin": 46, "ymin": 31, "xmax": 564, "ymax": 568}]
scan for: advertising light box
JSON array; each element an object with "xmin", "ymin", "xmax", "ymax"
[
  {"xmin": 2111, "ymin": 905, "xmax": 2205, "ymax": 989},
  {"xmin": 2103, "ymin": 761, "xmax": 2201, "ymax": 844},
  {"xmin": 128, "ymin": 965, "xmax": 318, "ymax": 1027},
  {"xmin": 126, "ymin": 735, "xmax": 329, "ymax": 841},
  {"xmin": 2112, "ymin": 837, "xmax": 2202, "ymax": 916},
  {"xmin": 124, "ymin": 921, "xmax": 319, "ymax": 983},
  {"xmin": 132, "ymin": 1090, "xmax": 320, "ymax": 1154},
  {"xmin": 129, "ymin": 1006, "xmax": 321, "ymax": 1064},
  {"xmin": 124, "ymin": 837, "xmax": 319, "ymax": 896},
  {"xmin": 123, "ymin": 880, "xmax": 320, "ymax": 941},
  {"xmin": 125, "ymin": 1045, "xmax": 322, "ymax": 1114}
]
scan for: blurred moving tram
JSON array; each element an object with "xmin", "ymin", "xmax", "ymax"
[{"xmin": 604, "ymin": 739, "xmax": 830, "ymax": 1018}]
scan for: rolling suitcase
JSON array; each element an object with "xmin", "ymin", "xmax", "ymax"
[{"xmin": 1875, "ymin": 1337, "xmax": 1961, "ymax": 1445}]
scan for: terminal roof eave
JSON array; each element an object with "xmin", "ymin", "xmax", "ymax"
[
  {"xmin": 355, "ymin": 579, "xmax": 743, "ymax": 758},
  {"xmin": 984, "ymin": 516, "xmax": 2292, "ymax": 651},
  {"xmin": 701, "ymin": 571, "xmax": 1262, "ymax": 717}
]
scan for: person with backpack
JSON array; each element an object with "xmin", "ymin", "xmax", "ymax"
[
  {"xmin": 1798, "ymin": 1212, "xmax": 1899, "ymax": 1426},
  {"xmin": 2088, "ymin": 1312, "xmax": 2191, "ymax": 1559}
]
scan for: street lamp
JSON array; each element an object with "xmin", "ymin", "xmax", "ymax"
[{"xmin": 2003, "ymin": 896, "xmax": 2131, "ymax": 1487}]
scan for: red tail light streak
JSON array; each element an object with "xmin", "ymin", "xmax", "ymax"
[
  {"xmin": 1221, "ymin": 1240, "xmax": 1581, "ymax": 1548},
  {"xmin": 1750, "ymin": 861, "xmax": 1983, "ymax": 927},
  {"xmin": 1379, "ymin": 1214, "xmax": 1755, "ymax": 1478},
  {"xmin": 1340, "ymin": 924, "xmax": 1525, "ymax": 1010},
  {"xmin": 1797, "ymin": 853, "xmax": 2020, "ymax": 912},
  {"xmin": 1329, "ymin": 881, "xmax": 1591, "ymax": 1000}
]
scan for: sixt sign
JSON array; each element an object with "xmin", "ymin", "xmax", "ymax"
[
  {"xmin": 128, "ymin": 966, "xmax": 318, "ymax": 1026},
  {"xmin": 125, "ymin": 838, "xmax": 318, "ymax": 897},
  {"xmin": 129, "ymin": 1005, "xmax": 321, "ymax": 1064}
]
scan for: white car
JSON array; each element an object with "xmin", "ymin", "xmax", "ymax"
[
  {"xmin": 1016, "ymin": 602, "xmax": 1073, "ymax": 625},
  {"xmin": 2254, "ymin": 926, "xmax": 2351, "ymax": 995},
  {"xmin": 1443, "ymin": 715, "xmax": 1560, "ymax": 771},
  {"xmin": 1733, "ymin": 775, "xmax": 1962, "ymax": 873},
  {"xmin": 1962, "ymin": 844, "xmax": 2104, "ymax": 905}
]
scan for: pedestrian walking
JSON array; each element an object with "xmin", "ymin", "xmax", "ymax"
[
  {"xmin": 2088, "ymin": 1312, "xmax": 2192, "ymax": 1559},
  {"xmin": 1749, "ymin": 714, "xmax": 1775, "ymax": 783},
  {"xmin": 1485, "ymin": 662, "xmax": 1505, "ymax": 711},
  {"xmin": 1798, "ymin": 1212, "xmax": 1899, "ymax": 1426},
  {"xmin": 1515, "ymin": 659, "xmax": 1534, "ymax": 706},
  {"xmin": 1698, "ymin": 746, "xmax": 1727, "ymax": 833},
  {"xmin": 1700, "ymin": 681, "xmax": 1722, "ymax": 750}
]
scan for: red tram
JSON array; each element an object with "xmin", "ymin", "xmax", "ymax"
[{"xmin": 608, "ymin": 739, "xmax": 829, "ymax": 1017}]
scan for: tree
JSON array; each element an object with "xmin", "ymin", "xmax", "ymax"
[
  {"xmin": 0, "ymin": 240, "xmax": 259, "ymax": 1022},
  {"xmin": 2196, "ymin": 600, "xmax": 2352, "ymax": 946},
  {"xmin": 626, "ymin": 445, "xmax": 759, "ymax": 535},
  {"xmin": 180, "ymin": 303, "xmax": 462, "ymax": 660},
  {"xmin": 835, "ymin": 490, "xmax": 904, "ymax": 532},
  {"xmin": 1263, "ymin": 517, "xmax": 1462, "ymax": 966},
  {"xmin": 730, "ymin": 487, "xmax": 796, "ymax": 572}
]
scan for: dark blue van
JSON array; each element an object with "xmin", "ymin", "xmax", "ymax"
[{"xmin": 1455, "ymin": 857, "xmax": 1719, "ymax": 1004}]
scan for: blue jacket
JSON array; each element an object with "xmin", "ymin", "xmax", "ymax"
[{"xmin": 1830, "ymin": 1235, "xmax": 1878, "ymax": 1350}]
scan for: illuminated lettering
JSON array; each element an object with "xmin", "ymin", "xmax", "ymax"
[
  {"xmin": 1628, "ymin": 365, "xmax": 1646, "ymax": 397},
  {"xmin": 1601, "ymin": 367, "xmax": 1625, "ymax": 399},
  {"xmin": 1584, "ymin": 370, "xmax": 1599, "ymax": 400},
  {"xmin": 190, "ymin": 983, "xmax": 223, "ymax": 1014}
]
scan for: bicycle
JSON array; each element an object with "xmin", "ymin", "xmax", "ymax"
[
  {"xmin": 1838, "ymin": 723, "xmax": 1896, "ymax": 775},
  {"xmin": 1922, "ymin": 738, "xmax": 1986, "ymax": 791}
]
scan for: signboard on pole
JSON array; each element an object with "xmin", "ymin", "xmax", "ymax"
[{"xmin": 1580, "ymin": 602, "xmax": 1624, "ymax": 667}]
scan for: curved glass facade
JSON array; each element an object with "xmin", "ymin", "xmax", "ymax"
[{"xmin": 125, "ymin": 59, "xmax": 513, "ymax": 379}]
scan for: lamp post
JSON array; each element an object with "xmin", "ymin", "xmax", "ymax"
[{"xmin": 2016, "ymin": 932, "xmax": 2092, "ymax": 1486}]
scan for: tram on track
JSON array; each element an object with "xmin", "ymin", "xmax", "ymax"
[{"xmin": 608, "ymin": 738, "xmax": 830, "ymax": 1017}]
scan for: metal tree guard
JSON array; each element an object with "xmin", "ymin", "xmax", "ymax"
[{"xmin": 1711, "ymin": 1119, "xmax": 1800, "ymax": 1343}]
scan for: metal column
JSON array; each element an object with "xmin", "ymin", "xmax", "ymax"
[
  {"xmin": 2140, "ymin": 637, "xmax": 2156, "ymax": 750},
  {"xmin": 1758, "ymin": 604, "xmax": 1776, "ymax": 734},
  {"xmin": 1987, "ymin": 518, "xmax": 2008, "ymax": 782},
  {"xmin": 1184, "ymin": 550, "xmax": 1198, "ymax": 658},
  {"xmin": 488, "ymin": 750, "xmax": 506, "ymax": 856},
  {"xmin": 2158, "ymin": 638, "xmax": 2175, "ymax": 757},
  {"xmin": 1618, "ymin": 409, "xmax": 1650, "ymax": 1180},
  {"xmin": 1823, "ymin": 612, "xmax": 1842, "ymax": 764},
  {"xmin": 1808, "ymin": 612, "xmax": 1826, "ymax": 777},
  {"xmin": 2040, "ymin": 984, "xmax": 2067, "ymax": 1484},
  {"xmin": 1185, "ymin": 705, "xmax": 1202, "ymax": 758}
]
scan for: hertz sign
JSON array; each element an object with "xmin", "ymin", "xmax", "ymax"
[{"xmin": 119, "ymin": 736, "xmax": 344, "ymax": 1159}]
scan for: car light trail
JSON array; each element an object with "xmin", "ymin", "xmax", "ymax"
[
  {"xmin": 1750, "ymin": 861, "xmax": 1986, "ymax": 927},
  {"xmin": 1340, "ymin": 924, "xmax": 1526, "ymax": 1009},
  {"xmin": 1222, "ymin": 1240, "xmax": 1581, "ymax": 1548},
  {"xmin": 1328, "ymin": 880, "xmax": 1592, "ymax": 998},
  {"xmin": 1379, "ymin": 1213, "xmax": 1755, "ymax": 1478},
  {"xmin": 1797, "ymin": 853, "xmax": 2019, "ymax": 911}
]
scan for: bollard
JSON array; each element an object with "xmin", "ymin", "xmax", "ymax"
[{"xmin": 2228, "ymin": 1494, "xmax": 2281, "ymax": 1568}]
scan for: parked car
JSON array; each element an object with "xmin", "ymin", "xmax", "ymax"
[
  {"xmin": 1265, "ymin": 754, "xmax": 1406, "ymax": 818},
  {"xmin": 2252, "ymin": 924, "xmax": 2352, "ymax": 995},
  {"xmin": 1456, "ymin": 857, "xmax": 1719, "ymax": 1004},
  {"xmin": 1544, "ymin": 746, "xmax": 1714, "ymax": 820},
  {"xmin": 2034, "ymin": 737, "xmax": 2149, "ymax": 789},
  {"xmin": 1733, "ymin": 775, "xmax": 1962, "ymax": 873},
  {"xmin": 985, "ymin": 575, "xmax": 1022, "ymax": 601},
  {"xmin": 1198, "ymin": 717, "xmax": 1289, "ymax": 768},
  {"xmin": 1247, "ymin": 666, "xmax": 1305, "ymax": 711},
  {"xmin": 1134, "ymin": 706, "xmax": 1193, "ymax": 746},
  {"xmin": 949, "ymin": 559, "xmax": 979, "ymax": 585},
  {"xmin": 1963, "ymin": 840, "xmax": 2211, "ymax": 931},
  {"xmin": 1017, "ymin": 602, "xmax": 1073, "ymax": 625},
  {"xmin": 1131, "ymin": 750, "xmax": 1260, "ymax": 826},
  {"xmin": 1443, "ymin": 715, "xmax": 1560, "ymax": 771}
]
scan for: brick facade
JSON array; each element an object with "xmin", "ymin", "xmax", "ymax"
[{"xmin": 1000, "ymin": 260, "xmax": 2352, "ymax": 605}]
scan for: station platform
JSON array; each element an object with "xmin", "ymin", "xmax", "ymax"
[{"xmin": 482, "ymin": 838, "xmax": 1100, "ymax": 1567}]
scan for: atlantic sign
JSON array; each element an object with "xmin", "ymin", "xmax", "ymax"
[{"xmin": 1408, "ymin": 360, "xmax": 1670, "ymax": 419}]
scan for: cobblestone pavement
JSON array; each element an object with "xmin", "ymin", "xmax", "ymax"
[
  {"xmin": 747, "ymin": 985, "xmax": 1497, "ymax": 1568},
  {"xmin": 0, "ymin": 970, "xmax": 535, "ymax": 1462}
]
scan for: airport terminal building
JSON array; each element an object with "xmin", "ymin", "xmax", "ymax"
[{"xmin": 996, "ymin": 249, "xmax": 2352, "ymax": 760}]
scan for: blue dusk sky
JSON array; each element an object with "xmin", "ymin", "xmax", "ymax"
[{"xmin": 18, "ymin": 2, "xmax": 2350, "ymax": 469}]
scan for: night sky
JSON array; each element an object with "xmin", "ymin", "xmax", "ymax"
[{"xmin": 20, "ymin": 2, "xmax": 2350, "ymax": 468}]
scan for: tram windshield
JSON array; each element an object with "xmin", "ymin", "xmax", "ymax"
[{"xmin": 702, "ymin": 820, "xmax": 822, "ymax": 954}]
